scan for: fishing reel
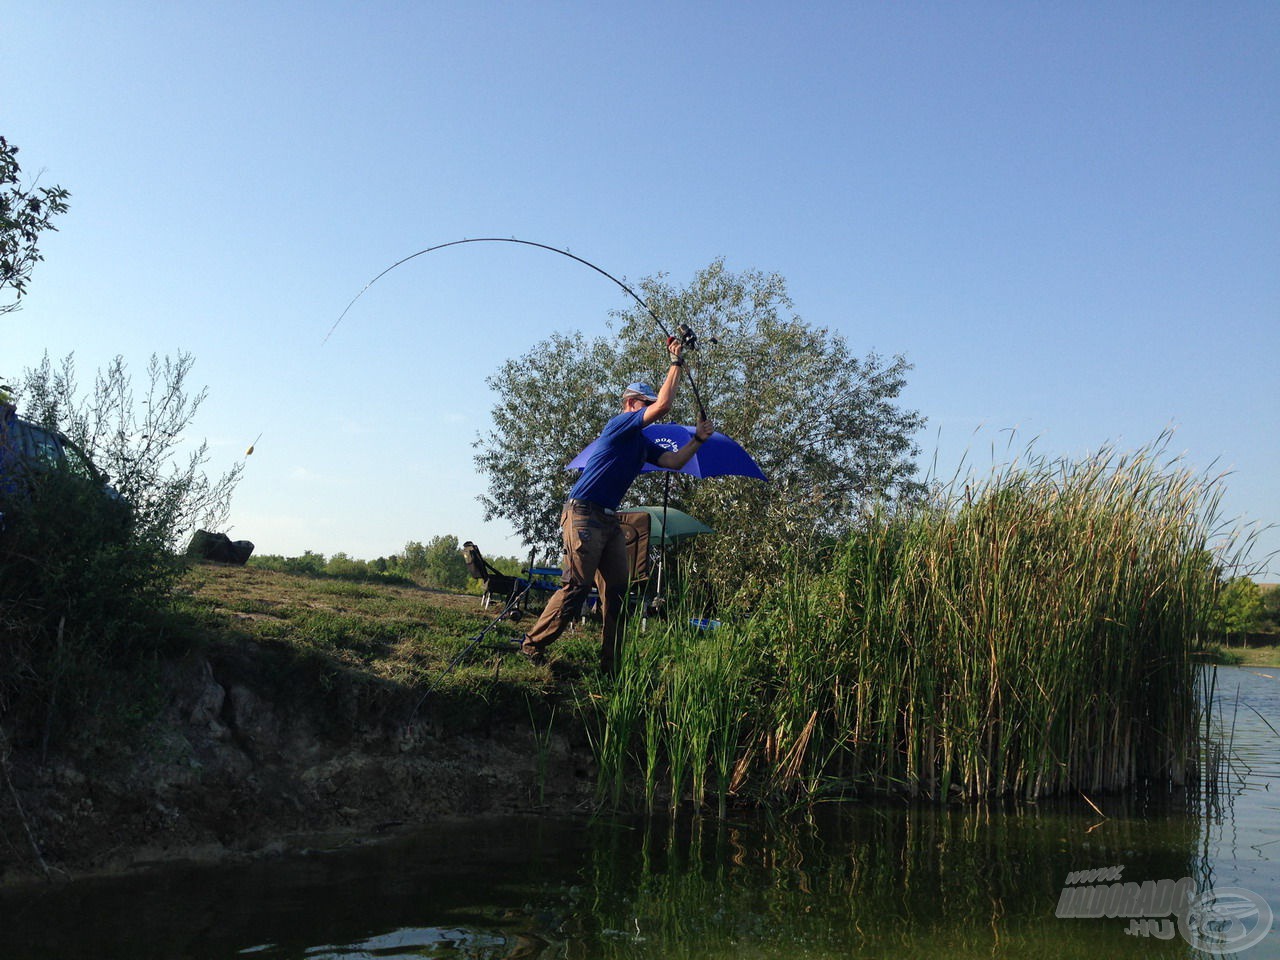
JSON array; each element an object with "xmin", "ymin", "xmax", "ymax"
[{"xmin": 669, "ymin": 323, "xmax": 718, "ymax": 351}]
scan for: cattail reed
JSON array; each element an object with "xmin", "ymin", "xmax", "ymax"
[{"xmin": 583, "ymin": 437, "xmax": 1230, "ymax": 808}]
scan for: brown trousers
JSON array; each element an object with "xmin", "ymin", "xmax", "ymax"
[{"xmin": 523, "ymin": 500, "xmax": 631, "ymax": 671}]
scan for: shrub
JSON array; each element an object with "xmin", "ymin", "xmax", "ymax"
[{"xmin": 0, "ymin": 466, "xmax": 179, "ymax": 744}]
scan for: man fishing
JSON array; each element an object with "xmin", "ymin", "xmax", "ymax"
[{"xmin": 520, "ymin": 337, "xmax": 713, "ymax": 675}]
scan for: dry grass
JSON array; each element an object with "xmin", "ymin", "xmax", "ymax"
[
  {"xmin": 175, "ymin": 562, "xmax": 590, "ymax": 704},
  {"xmin": 179, "ymin": 434, "xmax": 1240, "ymax": 809}
]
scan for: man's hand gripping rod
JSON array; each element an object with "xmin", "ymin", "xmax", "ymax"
[{"xmin": 668, "ymin": 322, "xmax": 715, "ymax": 421}]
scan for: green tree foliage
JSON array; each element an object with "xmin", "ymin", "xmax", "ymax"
[
  {"xmin": 0, "ymin": 135, "xmax": 70, "ymax": 316},
  {"xmin": 1214, "ymin": 576, "xmax": 1265, "ymax": 637},
  {"xmin": 475, "ymin": 260, "xmax": 925, "ymax": 602},
  {"xmin": 476, "ymin": 331, "xmax": 620, "ymax": 550},
  {"xmin": 396, "ymin": 540, "xmax": 429, "ymax": 576},
  {"xmin": 421, "ymin": 534, "xmax": 469, "ymax": 590},
  {"xmin": 324, "ymin": 552, "xmax": 367, "ymax": 579},
  {"xmin": 1260, "ymin": 584, "xmax": 1280, "ymax": 633},
  {"xmin": 18, "ymin": 351, "xmax": 243, "ymax": 549},
  {"xmin": 391, "ymin": 536, "xmax": 469, "ymax": 589},
  {"xmin": 0, "ymin": 438, "xmax": 180, "ymax": 744},
  {"xmin": 251, "ymin": 537, "xmax": 475, "ymax": 591},
  {"xmin": 250, "ymin": 549, "xmax": 330, "ymax": 577}
]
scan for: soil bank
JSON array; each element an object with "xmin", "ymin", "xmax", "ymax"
[{"xmin": 0, "ymin": 640, "xmax": 593, "ymax": 886}]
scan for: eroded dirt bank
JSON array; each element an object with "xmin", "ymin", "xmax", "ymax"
[{"xmin": 0, "ymin": 642, "xmax": 593, "ymax": 885}]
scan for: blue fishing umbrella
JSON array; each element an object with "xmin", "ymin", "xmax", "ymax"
[
  {"xmin": 567, "ymin": 424, "xmax": 767, "ymax": 480},
  {"xmin": 568, "ymin": 425, "xmax": 767, "ymax": 603}
]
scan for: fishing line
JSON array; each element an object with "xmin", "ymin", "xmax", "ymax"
[{"xmin": 326, "ymin": 236, "xmax": 709, "ymax": 419}]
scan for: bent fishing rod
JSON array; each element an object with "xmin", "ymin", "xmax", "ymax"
[{"xmin": 326, "ymin": 236, "xmax": 712, "ymax": 419}]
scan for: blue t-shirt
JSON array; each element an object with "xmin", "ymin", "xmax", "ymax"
[{"xmin": 568, "ymin": 410, "xmax": 666, "ymax": 511}]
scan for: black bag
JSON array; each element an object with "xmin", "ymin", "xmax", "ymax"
[{"xmin": 186, "ymin": 529, "xmax": 254, "ymax": 565}]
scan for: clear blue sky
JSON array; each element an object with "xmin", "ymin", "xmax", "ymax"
[{"xmin": 4, "ymin": 3, "xmax": 1277, "ymax": 576}]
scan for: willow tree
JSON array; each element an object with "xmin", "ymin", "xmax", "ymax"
[
  {"xmin": 475, "ymin": 259, "xmax": 926, "ymax": 601},
  {"xmin": 1, "ymin": 135, "xmax": 70, "ymax": 317},
  {"xmin": 19, "ymin": 351, "xmax": 243, "ymax": 549}
]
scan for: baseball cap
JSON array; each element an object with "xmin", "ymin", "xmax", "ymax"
[{"xmin": 622, "ymin": 382, "xmax": 658, "ymax": 402}]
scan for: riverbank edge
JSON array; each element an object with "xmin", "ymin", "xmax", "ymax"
[
  {"xmin": 6, "ymin": 626, "xmax": 1274, "ymax": 890},
  {"xmin": 1214, "ymin": 645, "xmax": 1280, "ymax": 669},
  {"xmin": 0, "ymin": 641, "xmax": 596, "ymax": 888}
]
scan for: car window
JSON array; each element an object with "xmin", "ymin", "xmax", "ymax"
[
  {"xmin": 18, "ymin": 422, "xmax": 66, "ymax": 467},
  {"xmin": 58, "ymin": 437, "xmax": 99, "ymax": 480}
]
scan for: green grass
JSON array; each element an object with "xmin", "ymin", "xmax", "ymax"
[
  {"xmin": 175, "ymin": 562, "xmax": 562, "ymax": 723},
  {"xmin": 1211, "ymin": 643, "xmax": 1280, "ymax": 669},
  {"xmin": 579, "ymin": 614, "xmax": 753, "ymax": 815},
  {"xmin": 577, "ymin": 438, "xmax": 1239, "ymax": 808},
  {"xmin": 752, "ymin": 439, "xmax": 1231, "ymax": 801},
  {"xmin": 178, "ymin": 435, "xmax": 1240, "ymax": 809}
]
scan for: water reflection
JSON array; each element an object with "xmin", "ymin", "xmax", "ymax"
[
  {"xmin": 0, "ymin": 803, "xmax": 1206, "ymax": 958},
  {"xmin": 569, "ymin": 804, "xmax": 1207, "ymax": 959},
  {"xmin": 0, "ymin": 667, "xmax": 1275, "ymax": 959},
  {"xmin": 1199, "ymin": 665, "xmax": 1280, "ymax": 949}
]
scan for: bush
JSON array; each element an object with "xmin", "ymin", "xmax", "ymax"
[
  {"xmin": 1261, "ymin": 585, "xmax": 1280, "ymax": 633},
  {"xmin": 18, "ymin": 351, "xmax": 243, "ymax": 550},
  {"xmin": 0, "ymin": 466, "xmax": 179, "ymax": 744},
  {"xmin": 1213, "ymin": 576, "xmax": 1264, "ymax": 639},
  {"xmin": 248, "ymin": 551, "xmax": 414, "ymax": 586}
]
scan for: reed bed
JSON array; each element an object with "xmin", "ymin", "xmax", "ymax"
[
  {"xmin": 583, "ymin": 439, "xmax": 1232, "ymax": 808},
  {"xmin": 581, "ymin": 611, "xmax": 753, "ymax": 816}
]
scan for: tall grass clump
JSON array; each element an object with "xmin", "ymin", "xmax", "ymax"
[
  {"xmin": 583, "ymin": 437, "xmax": 1233, "ymax": 809},
  {"xmin": 580, "ymin": 610, "xmax": 754, "ymax": 817},
  {"xmin": 752, "ymin": 437, "xmax": 1229, "ymax": 801}
]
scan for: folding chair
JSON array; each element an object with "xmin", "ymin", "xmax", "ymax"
[{"xmin": 461, "ymin": 541, "xmax": 525, "ymax": 612}]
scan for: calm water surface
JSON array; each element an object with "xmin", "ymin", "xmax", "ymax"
[{"xmin": 2, "ymin": 666, "xmax": 1276, "ymax": 959}]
